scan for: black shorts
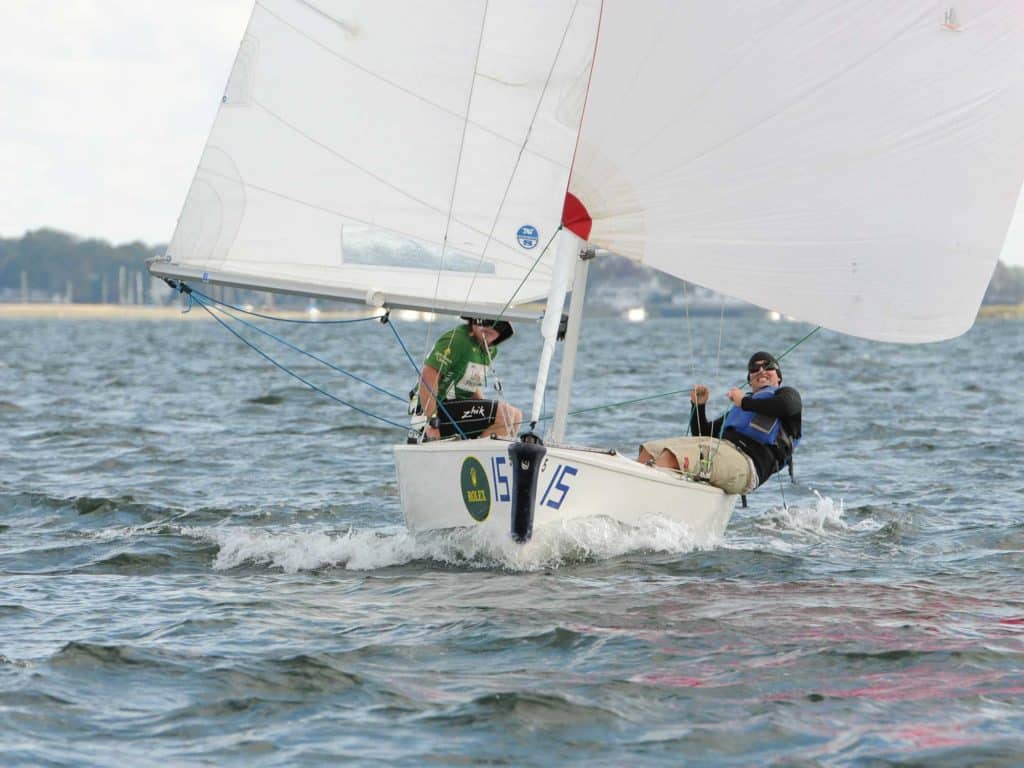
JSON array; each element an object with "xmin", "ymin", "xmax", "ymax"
[{"xmin": 434, "ymin": 399, "xmax": 501, "ymax": 439}]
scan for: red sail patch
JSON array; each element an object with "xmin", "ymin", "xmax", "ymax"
[{"xmin": 561, "ymin": 192, "xmax": 592, "ymax": 241}]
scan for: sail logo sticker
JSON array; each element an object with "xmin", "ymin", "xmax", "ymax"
[
  {"xmin": 517, "ymin": 225, "xmax": 539, "ymax": 249},
  {"xmin": 460, "ymin": 456, "xmax": 491, "ymax": 521},
  {"xmin": 461, "ymin": 404, "xmax": 487, "ymax": 420}
]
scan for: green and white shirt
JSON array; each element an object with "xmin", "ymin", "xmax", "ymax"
[{"xmin": 424, "ymin": 325, "xmax": 498, "ymax": 402}]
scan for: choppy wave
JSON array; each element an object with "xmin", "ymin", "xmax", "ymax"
[
  {"xmin": 48, "ymin": 641, "xmax": 192, "ymax": 673},
  {"xmin": 5, "ymin": 314, "xmax": 1024, "ymax": 766}
]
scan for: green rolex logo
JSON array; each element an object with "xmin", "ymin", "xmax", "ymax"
[{"xmin": 460, "ymin": 457, "xmax": 490, "ymax": 521}]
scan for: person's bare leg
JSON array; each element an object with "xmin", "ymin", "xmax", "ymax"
[
  {"xmin": 505, "ymin": 405, "xmax": 522, "ymax": 437},
  {"xmin": 654, "ymin": 450, "xmax": 680, "ymax": 471},
  {"xmin": 479, "ymin": 403, "xmax": 520, "ymax": 439}
]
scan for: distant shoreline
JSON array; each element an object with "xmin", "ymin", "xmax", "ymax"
[
  {"xmin": 0, "ymin": 303, "xmax": 379, "ymax": 321},
  {"xmin": 0, "ymin": 303, "xmax": 189, "ymax": 320},
  {"xmin": 978, "ymin": 304, "xmax": 1024, "ymax": 319},
  {"xmin": 1, "ymin": 302, "xmax": 1021, "ymax": 321}
]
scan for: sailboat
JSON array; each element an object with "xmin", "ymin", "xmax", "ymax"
[{"xmin": 149, "ymin": 1, "xmax": 1024, "ymax": 544}]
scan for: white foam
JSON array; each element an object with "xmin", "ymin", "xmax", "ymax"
[
  {"xmin": 757, "ymin": 490, "xmax": 846, "ymax": 534},
  {"xmin": 179, "ymin": 513, "xmax": 711, "ymax": 573}
]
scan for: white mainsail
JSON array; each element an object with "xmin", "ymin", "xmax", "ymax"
[
  {"xmin": 153, "ymin": 0, "xmax": 1024, "ymax": 343},
  {"xmin": 156, "ymin": 0, "xmax": 601, "ymax": 315}
]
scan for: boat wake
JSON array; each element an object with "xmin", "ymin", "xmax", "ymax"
[{"xmin": 180, "ymin": 514, "xmax": 716, "ymax": 573}]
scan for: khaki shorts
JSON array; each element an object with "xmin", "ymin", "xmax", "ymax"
[{"xmin": 641, "ymin": 436, "xmax": 757, "ymax": 495}]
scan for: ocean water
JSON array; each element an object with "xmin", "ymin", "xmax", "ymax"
[{"xmin": 1, "ymin": 307, "xmax": 1023, "ymax": 766}]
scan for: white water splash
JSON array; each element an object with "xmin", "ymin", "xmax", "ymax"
[
  {"xmin": 757, "ymin": 490, "xmax": 846, "ymax": 534},
  {"xmin": 180, "ymin": 514, "xmax": 713, "ymax": 573}
]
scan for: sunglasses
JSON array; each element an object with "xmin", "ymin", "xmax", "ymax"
[{"xmin": 748, "ymin": 362, "xmax": 779, "ymax": 375}]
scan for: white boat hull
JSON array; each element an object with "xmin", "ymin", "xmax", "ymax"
[{"xmin": 394, "ymin": 440, "xmax": 737, "ymax": 545}]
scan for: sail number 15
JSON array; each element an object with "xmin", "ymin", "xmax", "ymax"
[{"xmin": 489, "ymin": 457, "xmax": 578, "ymax": 510}]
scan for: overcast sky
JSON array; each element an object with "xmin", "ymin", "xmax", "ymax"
[
  {"xmin": 0, "ymin": 0, "xmax": 251, "ymax": 248},
  {"xmin": 2, "ymin": 1, "xmax": 1023, "ymax": 266}
]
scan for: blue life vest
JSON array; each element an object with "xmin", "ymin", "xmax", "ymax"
[{"xmin": 723, "ymin": 386, "xmax": 791, "ymax": 448}]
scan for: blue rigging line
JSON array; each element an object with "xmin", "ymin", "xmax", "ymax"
[
  {"xmin": 385, "ymin": 318, "xmax": 468, "ymax": 440},
  {"xmin": 190, "ymin": 293, "xmax": 404, "ymax": 403},
  {"xmin": 191, "ymin": 296, "xmax": 410, "ymax": 432}
]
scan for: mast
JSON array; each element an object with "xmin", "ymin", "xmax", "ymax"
[
  {"xmin": 549, "ymin": 245, "xmax": 592, "ymax": 444},
  {"xmin": 527, "ymin": 229, "xmax": 579, "ymax": 435}
]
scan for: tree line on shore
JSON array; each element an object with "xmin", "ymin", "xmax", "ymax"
[
  {"xmin": 2, "ymin": 227, "xmax": 1023, "ymax": 307},
  {"xmin": 0, "ymin": 229, "xmax": 162, "ymax": 304}
]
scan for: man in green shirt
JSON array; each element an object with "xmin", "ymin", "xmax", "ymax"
[{"xmin": 413, "ymin": 317, "xmax": 521, "ymax": 441}]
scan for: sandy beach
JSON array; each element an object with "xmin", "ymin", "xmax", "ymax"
[{"xmin": 0, "ymin": 303, "xmax": 192, "ymax": 320}]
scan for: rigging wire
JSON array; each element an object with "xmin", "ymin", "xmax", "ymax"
[
  {"xmin": 715, "ymin": 293, "xmax": 726, "ymax": 380},
  {"xmin": 187, "ymin": 291, "xmax": 405, "ymax": 402},
  {"xmin": 255, "ymin": 0, "xmax": 566, "ymax": 168},
  {"xmin": 173, "ymin": 283, "xmax": 466, "ymax": 438},
  {"xmin": 385, "ymin": 317, "xmax": 469, "ymax": 440},
  {"xmin": 776, "ymin": 470, "xmax": 790, "ymax": 511},
  {"xmin": 478, "ymin": 332, "xmax": 505, "ymax": 400},
  {"xmin": 682, "ymin": 281, "xmax": 696, "ymax": 381},
  {"xmin": 423, "ymin": 0, "xmax": 490, "ymax": 363},
  {"xmin": 453, "ymin": 0, "xmax": 585, "ymax": 324},
  {"xmin": 536, "ymin": 324, "xmax": 822, "ymax": 422},
  {"xmin": 189, "ymin": 295, "xmax": 409, "ymax": 432},
  {"xmin": 704, "ymin": 324, "xmax": 821, "ymax": 467},
  {"xmin": 679, "ymin": 281, "xmax": 698, "ymax": 437},
  {"xmin": 494, "ymin": 226, "xmax": 563, "ymax": 322}
]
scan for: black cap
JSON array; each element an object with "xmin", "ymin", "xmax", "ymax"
[
  {"xmin": 462, "ymin": 316, "xmax": 514, "ymax": 346},
  {"xmin": 747, "ymin": 351, "xmax": 781, "ymax": 381}
]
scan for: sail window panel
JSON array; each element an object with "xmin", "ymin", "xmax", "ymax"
[{"xmin": 342, "ymin": 226, "xmax": 495, "ymax": 275}]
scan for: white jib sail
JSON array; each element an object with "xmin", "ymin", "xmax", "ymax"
[{"xmin": 156, "ymin": 0, "xmax": 602, "ymax": 316}]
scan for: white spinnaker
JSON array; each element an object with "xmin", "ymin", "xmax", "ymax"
[
  {"xmin": 570, "ymin": 1, "xmax": 1024, "ymax": 343},
  {"xmin": 161, "ymin": 0, "xmax": 601, "ymax": 313}
]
